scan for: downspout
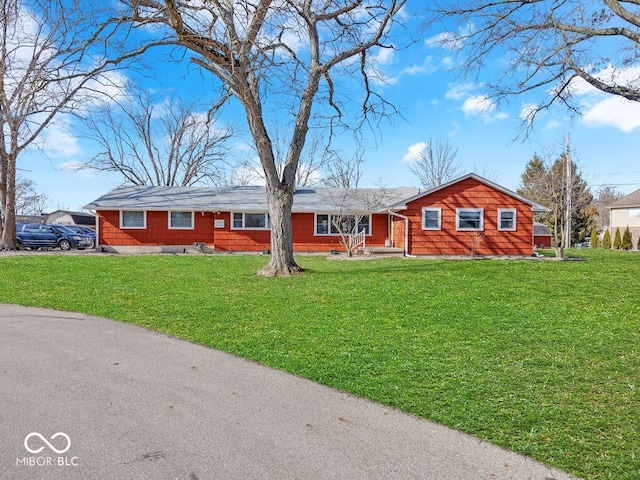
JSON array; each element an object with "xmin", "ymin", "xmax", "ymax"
[{"xmin": 387, "ymin": 210, "xmax": 415, "ymax": 257}]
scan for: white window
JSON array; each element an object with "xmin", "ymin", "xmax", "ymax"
[
  {"xmin": 456, "ymin": 208, "xmax": 483, "ymax": 231},
  {"xmin": 169, "ymin": 211, "xmax": 194, "ymax": 229},
  {"xmin": 232, "ymin": 212, "xmax": 270, "ymax": 229},
  {"xmin": 422, "ymin": 208, "xmax": 441, "ymax": 230},
  {"xmin": 315, "ymin": 214, "xmax": 371, "ymax": 235},
  {"xmin": 498, "ymin": 209, "xmax": 517, "ymax": 231},
  {"xmin": 120, "ymin": 211, "xmax": 146, "ymax": 229}
]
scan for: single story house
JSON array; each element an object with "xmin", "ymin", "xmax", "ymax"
[
  {"xmin": 608, "ymin": 188, "xmax": 640, "ymax": 246},
  {"xmin": 83, "ymin": 174, "xmax": 548, "ymax": 256}
]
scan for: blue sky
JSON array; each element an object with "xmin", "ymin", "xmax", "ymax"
[{"xmin": 18, "ymin": 3, "xmax": 640, "ymax": 212}]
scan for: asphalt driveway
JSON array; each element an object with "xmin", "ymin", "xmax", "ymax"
[{"xmin": 0, "ymin": 304, "xmax": 579, "ymax": 479}]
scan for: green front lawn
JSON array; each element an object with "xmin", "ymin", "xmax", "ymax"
[{"xmin": 1, "ymin": 249, "xmax": 638, "ymax": 479}]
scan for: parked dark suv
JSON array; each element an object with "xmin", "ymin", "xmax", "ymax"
[{"xmin": 16, "ymin": 224, "xmax": 94, "ymax": 251}]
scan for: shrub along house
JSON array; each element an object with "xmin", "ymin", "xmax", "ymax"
[{"xmin": 84, "ymin": 174, "xmax": 547, "ymax": 256}]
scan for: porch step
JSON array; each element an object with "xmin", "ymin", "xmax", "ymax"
[{"xmin": 359, "ymin": 246, "xmax": 404, "ymax": 256}]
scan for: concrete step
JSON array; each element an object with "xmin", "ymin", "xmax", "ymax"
[{"xmin": 359, "ymin": 246, "xmax": 404, "ymax": 256}]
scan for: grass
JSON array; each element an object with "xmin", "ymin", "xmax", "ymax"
[{"xmin": 1, "ymin": 249, "xmax": 638, "ymax": 479}]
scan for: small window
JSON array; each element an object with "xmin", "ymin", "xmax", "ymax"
[
  {"xmin": 169, "ymin": 211, "xmax": 194, "ymax": 229},
  {"xmin": 456, "ymin": 208, "xmax": 483, "ymax": 231},
  {"xmin": 232, "ymin": 213, "xmax": 270, "ymax": 230},
  {"xmin": 422, "ymin": 208, "xmax": 441, "ymax": 230},
  {"xmin": 233, "ymin": 213, "xmax": 243, "ymax": 229},
  {"xmin": 121, "ymin": 211, "xmax": 146, "ymax": 229},
  {"xmin": 498, "ymin": 209, "xmax": 516, "ymax": 231},
  {"xmin": 316, "ymin": 214, "xmax": 330, "ymax": 235}
]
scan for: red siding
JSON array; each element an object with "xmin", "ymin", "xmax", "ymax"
[
  {"xmin": 534, "ymin": 234, "xmax": 552, "ymax": 248},
  {"xmin": 98, "ymin": 211, "xmax": 215, "ymax": 246},
  {"xmin": 97, "ymin": 210, "xmax": 390, "ymax": 253},
  {"xmin": 400, "ymin": 178, "xmax": 534, "ymax": 256}
]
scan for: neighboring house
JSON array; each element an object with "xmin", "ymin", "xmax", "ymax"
[
  {"xmin": 533, "ymin": 222, "xmax": 553, "ymax": 248},
  {"xmin": 45, "ymin": 210, "xmax": 96, "ymax": 228},
  {"xmin": 84, "ymin": 174, "xmax": 547, "ymax": 256},
  {"xmin": 608, "ymin": 188, "xmax": 640, "ymax": 246}
]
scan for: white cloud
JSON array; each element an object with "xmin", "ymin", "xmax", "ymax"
[
  {"xmin": 445, "ymin": 82, "xmax": 475, "ymax": 100},
  {"xmin": 402, "ymin": 142, "xmax": 427, "ymax": 162},
  {"xmin": 582, "ymin": 96, "xmax": 640, "ymax": 132},
  {"xmin": 401, "ymin": 65, "xmax": 425, "ymax": 75},
  {"xmin": 425, "ymin": 23, "xmax": 473, "ymax": 51},
  {"xmin": 444, "ymin": 84, "xmax": 507, "ymax": 121},
  {"xmin": 518, "ymin": 103, "xmax": 539, "ymax": 125},
  {"xmin": 368, "ymin": 46, "xmax": 400, "ymax": 86},
  {"xmin": 39, "ymin": 115, "xmax": 81, "ymax": 157},
  {"xmin": 462, "ymin": 95, "xmax": 489, "ymax": 116},
  {"xmin": 461, "ymin": 95, "xmax": 507, "ymax": 121},
  {"xmin": 570, "ymin": 64, "xmax": 640, "ymax": 97},
  {"xmin": 461, "ymin": 95, "xmax": 491, "ymax": 115},
  {"xmin": 441, "ymin": 56, "xmax": 454, "ymax": 69},
  {"xmin": 424, "ymin": 32, "xmax": 462, "ymax": 51},
  {"xmin": 80, "ymin": 70, "xmax": 130, "ymax": 109},
  {"xmin": 400, "ymin": 55, "xmax": 438, "ymax": 76},
  {"xmin": 372, "ymin": 47, "xmax": 395, "ymax": 66},
  {"xmin": 557, "ymin": 64, "xmax": 640, "ymax": 132}
]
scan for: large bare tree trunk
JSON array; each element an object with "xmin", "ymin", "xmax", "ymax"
[
  {"xmin": 1, "ymin": 153, "xmax": 18, "ymax": 250},
  {"xmin": 246, "ymin": 102, "xmax": 304, "ymax": 277},
  {"xmin": 258, "ymin": 185, "xmax": 303, "ymax": 277},
  {"xmin": 0, "ymin": 154, "xmax": 5, "ymax": 240}
]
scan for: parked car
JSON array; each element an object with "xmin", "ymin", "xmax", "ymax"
[
  {"xmin": 58, "ymin": 225, "xmax": 96, "ymax": 248},
  {"xmin": 16, "ymin": 224, "xmax": 94, "ymax": 251}
]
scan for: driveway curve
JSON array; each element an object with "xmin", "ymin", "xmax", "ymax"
[{"xmin": 0, "ymin": 304, "xmax": 579, "ymax": 480}]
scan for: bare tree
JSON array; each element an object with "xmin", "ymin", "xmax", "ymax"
[
  {"xmin": 124, "ymin": 0, "xmax": 407, "ymax": 276},
  {"xmin": 14, "ymin": 178, "xmax": 49, "ymax": 215},
  {"xmin": 326, "ymin": 186, "xmax": 389, "ymax": 256},
  {"xmin": 77, "ymin": 89, "xmax": 234, "ymax": 187},
  {"xmin": 406, "ymin": 137, "xmax": 462, "ymax": 189},
  {"xmin": 428, "ymin": 1, "xmax": 640, "ymax": 129},
  {"xmin": 0, "ymin": 0, "xmax": 165, "ymax": 249},
  {"xmin": 234, "ymin": 125, "xmax": 332, "ymax": 188},
  {"xmin": 594, "ymin": 186, "xmax": 624, "ymax": 230},
  {"xmin": 323, "ymin": 147, "xmax": 365, "ymax": 189}
]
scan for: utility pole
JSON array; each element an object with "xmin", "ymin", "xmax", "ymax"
[{"xmin": 565, "ymin": 133, "xmax": 572, "ymax": 248}]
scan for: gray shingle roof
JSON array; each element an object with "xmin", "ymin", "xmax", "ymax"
[
  {"xmin": 608, "ymin": 188, "xmax": 640, "ymax": 209},
  {"xmin": 84, "ymin": 185, "xmax": 419, "ymax": 213},
  {"xmin": 533, "ymin": 222, "xmax": 552, "ymax": 235}
]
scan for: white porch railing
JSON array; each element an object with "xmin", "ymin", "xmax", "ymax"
[{"xmin": 352, "ymin": 229, "xmax": 366, "ymax": 250}]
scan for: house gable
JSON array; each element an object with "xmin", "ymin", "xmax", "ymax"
[{"xmin": 390, "ymin": 173, "xmax": 547, "ymax": 212}]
